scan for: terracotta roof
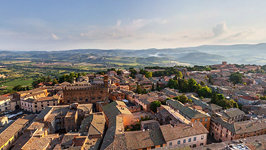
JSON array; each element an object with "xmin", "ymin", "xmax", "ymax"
[
  {"xmin": 0, "ymin": 118, "xmax": 29, "ymax": 147},
  {"xmin": 21, "ymin": 137, "xmax": 50, "ymax": 150},
  {"xmin": 160, "ymin": 122, "xmax": 208, "ymax": 142},
  {"xmin": 221, "ymin": 108, "xmax": 245, "ymax": 119},
  {"xmin": 167, "ymin": 99, "xmax": 210, "ymax": 119},
  {"xmin": 102, "ymin": 101, "xmax": 132, "ymax": 127},
  {"xmin": 124, "ymin": 128, "xmax": 166, "ymax": 149},
  {"xmin": 0, "ymin": 95, "xmax": 9, "ymax": 101},
  {"xmin": 212, "ymin": 117, "xmax": 266, "ymax": 134},
  {"xmin": 239, "ymin": 96, "xmax": 259, "ymax": 101},
  {"xmin": 79, "ymin": 112, "xmax": 105, "ymax": 136}
]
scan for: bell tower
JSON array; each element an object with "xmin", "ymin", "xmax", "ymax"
[{"xmin": 104, "ymin": 75, "xmax": 108, "ymax": 88}]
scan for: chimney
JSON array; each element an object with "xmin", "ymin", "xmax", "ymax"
[{"xmin": 104, "ymin": 75, "xmax": 108, "ymax": 88}]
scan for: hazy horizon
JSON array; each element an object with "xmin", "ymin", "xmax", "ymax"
[
  {"xmin": 0, "ymin": 42, "xmax": 266, "ymax": 52},
  {"xmin": 1, "ymin": 1, "xmax": 266, "ymax": 51}
]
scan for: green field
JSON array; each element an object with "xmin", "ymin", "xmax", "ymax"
[{"xmin": 2, "ymin": 79, "xmax": 34, "ymax": 87}]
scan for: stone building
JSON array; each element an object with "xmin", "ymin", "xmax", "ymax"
[
  {"xmin": 210, "ymin": 114, "xmax": 266, "ymax": 142},
  {"xmin": 36, "ymin": 103, "xmax": 93, "ymax": 134},
  {"xmin": 0, "ymin": 118, "xmax": 30, "ymax": 150},
  {"xmin": 63, "ymin": 75, "xmax": 109, "ymax": 105},
  {"xmin": 0, "ymin": 95, "xmax": 11, "ymax": 112},
  {"xmin": 20, "ymin": 96, "xmax": 59, "ymax": 113},
  {"xmin": 160, "ymin": 122, "xmax": 208, "ymax": 148},
  {"xmin": 166, "ymin": 99, "xmax": 211, "ymax": 131}
]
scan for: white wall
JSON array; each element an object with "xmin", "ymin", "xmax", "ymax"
[{"xmin": 166, "ymin": 133, "xmax": 207, "ymax": 148}]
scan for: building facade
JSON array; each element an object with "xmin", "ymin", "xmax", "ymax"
[
  {"xmin": 0, "ymin": 96, "xmax": 11, "ymax": 112},
  {"xmin": 160, "ymin": 122, "xmax": 208, "ymax": 148},
  {"xmin": 63, "ymin": 75, "xmax": 109, "ymax": 105},
  {"xmin": 166, "ymin": 99, "xmax": 211, "ymax": 131},
  {"xmin": 210, "ymin": 114, "xmax": 266, "ymax": 142},
  {"xmin": 20, "ymin": 96, "xmax": 59, "ymax": 113}
]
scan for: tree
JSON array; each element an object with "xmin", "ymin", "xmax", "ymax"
[
  {"xmin": 197, "ymin": 86, "xmax": 212, "ymax": 98},
  {"xmin": 229, "ymin": 72, "xmax": 244, "ymax": 85},
  {"xmin": 13, "ymin": 85, "xmax": 25, "ymax": 91},
  {"xmin": 208, "ymin": 76, "xmax": 213, "ymax": 84},
  {"xmin": 211, "ymin": 92, "xmax": 219, "ymax": 104},
  {"xmin": 179, "ymin": 94, "xmax": 191, "ymax": 103},
  {"xmin": 129, "ymin": 68, "xmax": 137, "ymax": 78},
  {"xmin": 173, "ymin": 94, "xmax": 192, "ymax": 103},
  {"xmin": 200, "ymin": 81, "xmax": 205, "ymax": 86},
  {"xmin": 151, "ymin": 83, "xmax": 155, "ymax": 91},
  {"xmin": 136, "ymin": 85, "xmax": 142, "ymax": 94},
  {"xmin": 178, "ymin": 79, "xmax": 189, "ymax": 93},
  {"xmin": 117, "ymin": 70, "xmax": 122, "ymax": 75},
  {"xmin": 167, "ymin": 79, "xmax": 178, "ymax": 89},
  {"xmin": 52, "ymin": 78, "xmax": 59, "ymax": 85},
  {"xmin": 46, "ymin": 75, "xmax": 51, "ymax": 82},
  {"xmin": 188, "ymin": 78, "xmax": 197, "ymax": 92},
  {"xmin": 139, "ymin": 69, "xmax": 148, "ymax": 75},
  {"xmin": 217, "ymin": 94, "xmax": 225, "ymax": 100},
  {"xmin": 156, "ymin": 81, "xmax": 161, "ymax": 91},
  {"xmin": 142, "ymin": 89, "xmax": 147, "ymax": 94},
  {"xmin": 81, "ymin": 72, "xmax": 87, "ymax": 76},
  {"xmin": 176, "ymin": 71, "xmax": 183, "ymax": 78},
  {"xmin": 150, "ymin": 100, "xmax": 161, "ymax": 113},
  {"xmin": 145, "ymin": 72, "xmax": 153, "ymax": 78}
]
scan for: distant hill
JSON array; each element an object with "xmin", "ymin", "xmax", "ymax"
[
  {"xmin": 1, "ymin": 43, "xmax": 266, "ymax": 65},
  {"xmin": 177, "ymin": 52, "xmax": 227, "ymax": 65}
]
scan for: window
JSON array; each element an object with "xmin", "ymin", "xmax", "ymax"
[
  {"xmin": 200, "ymin": 119, "xmax": 202, "ymax": 122},
  {"xmin": 194, "ymin": 137, "xmax": 196, "ymax": 141},
  {"xmin": 200, "ymin": 143, "xmax": 204, "ymax": 146},
  {"xmin": 169, "ymin": 142, "xmax": 172, "ymax": 146},
  {"xmin": 98, "ymin": 96, "xmax": 101, "ymax": 99},
  {"xmin": 183, "ymin": 139, "xmax": 186, "ymax": 143},
  {"xmin": 100, "ymin": 91, "xmax": 103, "ymax": 93},
  {"xmin": 92, "ymin": 97, "xmax": 95, "ymax": 100},
  {"xmin": 205, "ymin": 118, "xmax": 208, "ymax": 122},
  {"xmin": 79, "ymin": 98, "xmax": 83, "ymax": 101},
  {"xmin": 178, "ymin": 141, "xmax": 180, "ymax": 144},
  {"xmin": 194, "ymin": 119, "xmax": 197, "ymax": 122},
  {"xmin": 41, "ymin": 105, "xmax": 43, "ymax": 107},
  {"xmin": 85, "ymin": 99, "xmax": 88, "ymax": 102},
  {"xmin": 192, "ymin": 144, "xmax": 197, "ymax": 148},
  {"xmin": 67, "ymin": 100, "xmax": 70, "ymax": 104},
  {"xmin": 188, "ymin": 138, "xmax": 191, "ymax": 142},
  {"xmin": 201, "ymin": 135, "xmax": 204, "ymax": 140},
  {"xmin": 205, "ymin": 124, "xmax": 207, "ymax": 127},
  {"xmin": 47, "ymin": 104, "xmax": 49, "ymax": 106}
]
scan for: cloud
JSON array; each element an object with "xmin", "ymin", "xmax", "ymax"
[
  {"xmin": 116, "ymin": 20, "xmax": 122, "ymax": 27},
  {"xmin": 51, "ymin": 33, "xmax": 59, "ymax": 40},
  {"xmin": 212, "ymin": 22, "xmax": 227, "ymax": 37}
]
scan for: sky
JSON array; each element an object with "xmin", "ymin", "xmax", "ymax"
[{"xmin": 0, "ymin": 1, "xmax": 266, "ymax": 51}]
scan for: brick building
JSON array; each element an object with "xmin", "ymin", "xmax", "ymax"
[{"xmin": 63, "ymin": 75, "xmax": 109, "ymax": 105}]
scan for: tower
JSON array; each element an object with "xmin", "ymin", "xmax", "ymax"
[{"xmin": 104, "ymin": 75, "xmax": 108, "ymax": 88}]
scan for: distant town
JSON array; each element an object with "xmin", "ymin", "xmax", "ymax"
[{"xmin": 1, "ymin": 61, "xmax": 266, "ymax": 150}]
